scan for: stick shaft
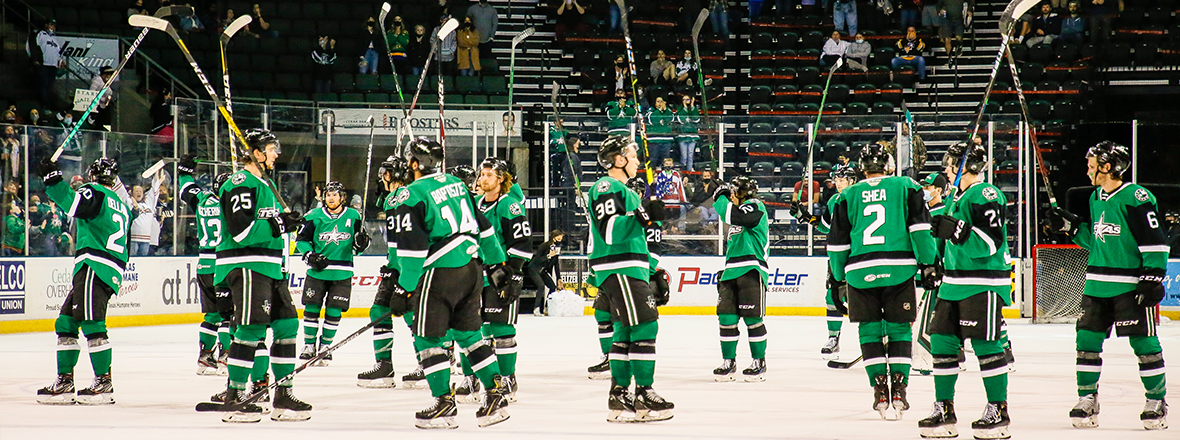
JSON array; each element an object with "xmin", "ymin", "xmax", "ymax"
[
  {"xmin": 957, "ymin": 29, "xmax": 1014, "ymax": 188},
  {"xmin": 616, "ymin": 0, "xmax": 654, "ymax": 182},
  {"xmin": 378, "ymin": 9, "xmax": 409, "ymax": 114},
  {"xmin": 362, "ymin": 119, "xmax": 375, "ymax": 222},
  {"xmin": 1002, "ymin": 45, "xmax": 1054, "ymax": 206}
]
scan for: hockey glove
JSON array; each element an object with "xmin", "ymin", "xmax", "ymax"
[
  {"xmin": 790, "ymin": 202, "xmax": 819, "ymax": 226},
  {"xmin": 501, "ymin": 272, "xmax": 525, "ymax": 303},
  {"xmin": 1047, "ymin": 206, "xmax": 1080, "ymax": 237},
  {"xmin": 918, "ymin": 263, "xmax": 943, "ymax": 290},
  {"xmin": 713, "ymin": 183, "xmax": 732, "ymax": 202},
  {"xmin": 268, "ymin": 211, "xmax": 304, "ymax": 237},
  {"xmin": 38, "ymin": 157, "xmax": 62, "ymax": 186},
  {"xmin": 1136, "ymin": 273, "xmax": 1166, "ymax": 307},
  {"xmin": 651, "ymin": 269, "xmax": 670, "ymax": 307},
  {"xmin": 303, "ymin": 252, "xmax": 329, "ymax": 270},
  {"xmin": 177, "ymin": 153, "xmax": 198, "ymax": 176},
  {"xmin": 353, "ymin": 230, "xmax": 370, "ymax": 254},
  {"xmin": 486, "ymin": 263, "xmax": 512, "ymax": 289},
  {"xmin": 387, "ymin": 283, "xmax": 414, "ymax": 317},
  {"xmin": 930, "ymin": 214, "xmax": 970, "ymax": 244},
  {"xmin": 642, "ymin": 198, "xmax": 667, "ymax": 222}
]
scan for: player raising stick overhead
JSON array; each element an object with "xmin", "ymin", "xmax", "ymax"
[{"xmin": 711, "ymin": 176, "xmax": 770, "ymax": 382}]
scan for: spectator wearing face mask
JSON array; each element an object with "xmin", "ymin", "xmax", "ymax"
[
  {"xmin": 844, "ymin": 33, "xmax": 871, "ymax": 72},
  {"xmin": 407, "ymin": 25, "xmax": 431, "ymax": 76},
  {"xmin": 456, "ymin": 17, "xmax": 481, "ymax": 76},
  {"xmin": 604, "ymin": 89, "xmax": 637, "ymax": 138},
  {"xmin": 360, "ymin": 17, "xmax": 382, "ymax": 75},
  {"xmin": 386, "ymin": 17, "xmax": 409, "ymax": 75},
  {"xmin": 673, "ymin": 50, "xmax": 699, "ymax": 87},
  {"xmin": 312, "ymin": 34, "xmax": 337, "ymax": 93}
]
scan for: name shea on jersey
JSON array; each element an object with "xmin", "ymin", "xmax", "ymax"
[
  {"xmin": 430, "ymin": 182, "xmax": 467, "ymax": 204},
  {"xmin": 862, "ymin": 189, "xmax": 888, "ymax": 203}
]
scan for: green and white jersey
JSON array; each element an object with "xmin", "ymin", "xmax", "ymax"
[
  {"xmin": 179, "ymin": 175, "xmax": 222, "ymax": 275},
  {"xmin": 382, "ymin": 187, "xmax": 410, "ymax": 269},
  {"xmin": 646, "ymin": 219, "xmax": 663, "ymax": 272},
  {"xmin": 1072, "ymin": 183, "xmax": 1170, "ymax": 298},
  {"xmin": 550, "ymin": 126, "xmax": 570, "ymax": 153},
  {"xmin": 393, "ymin": 172, "xmax": 506, "ymax": 290},
  {"xmin": 604, "ymin": 100, "xmax": 637, "ymax": 134},
  {"xmin": 46, "ymin": 180, "xmax": 131, "ymax": 290},
  {"xmin": 674, "ymin": 105, "xmax": 701, "ymax": 141},
  {"xmin": 296, "ymin": 206, "xmax": 363, "ymax": 281},
  {"xmin": 644, "ymin": 107, "xmax": 675, "ymax": 142},
  {"xmin": 477, "ymin": 183, "xmax": 534, "ymax": 265},
  {"xmin": 828, "ymin": 175, "xmax": 937, "ymax": 289},
  {"xmin": 928, "ymin": 201, "xmax": 947, "ymax": 217},
  {"xmin": 215, "ymin": 170, "xmax": 285, "ymax": 284},
  {"xmin": 716, "ymin": 197, "xmax": 769, "ymax": 282},
  {"xmin": 588, "ymin": 176, "xmax": 649, "ymax": 282},
  {"xmin": 939, "ymin": 181, "xmax": 1012, "ymax": 303}
]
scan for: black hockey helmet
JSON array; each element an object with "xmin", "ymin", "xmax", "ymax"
[
  {"xmin": 448, "ymin": 164, "xmax": 476, "ymax": 189},
  {"xmin": 480, "ymin": 157, "xmax": 511, "ymax": 174},
  {"xmin": 729, "ymin": 175, "xmax": 758, "ymax": 202},
  {"xmin": 213, "ymin": 172, "xmax": 231, "ymax": 191},
  {"xmin": 597, "ymin": 134, "xmax": 637, "ymax": 169},
  {"xmin": 1085, "ymin": 140, "xmax": 1130, "ymax": 178},
  {"xmin": 625, "ymin": 177, "xmax": 648, "ymax": 196},
  {"xmin": 380, "ymin": 155, "xmax": 412, "ymax": 185},
  {"xmin": 858, "ymin": 142, "xmax": 895, "ymax": 175},
  {"xmin": 88, "ymin": 157, "xmax": 119, "ymax": 185},
  {"xmin": 832, "ymin": 166, "xmax": 859, "ymax": 184},
  {"xmin": 942, "ymin": 142, "xmax": 988, "ymax": 175},
  {"xmin": 323, "ymin": 181, "xmax": 346, "ymax": 197},
  {"xmin": 404, "ymin": 137, "xmax": 444, "ymax": 174},
  {"xmin": 238, "ymin": 128, "xmax": 280, "ymax": 162}
]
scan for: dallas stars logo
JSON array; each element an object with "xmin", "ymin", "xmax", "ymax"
[
  {"xmin": 318, "ymin": 226, "xmax": 351, "ymax": 245},
  {"xmin": 261, "ymin": 300, "xmax": 272, "ymax": 314},
  {"xmin": 1093, "ymin": 212, "xmax": 1121, "ymax": 243}
]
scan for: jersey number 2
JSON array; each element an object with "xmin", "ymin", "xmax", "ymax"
[
  {"xmin": 862, "ymin": 204, "xmax": 886, "ymax": 245},
  {"xmin": 106, "ymin": 215, "xmax": 126, "ymax": 254}
]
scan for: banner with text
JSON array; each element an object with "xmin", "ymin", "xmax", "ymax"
[
  {"xmin": 318, "ymin": 108, "xmax": 522, "ymax": 138},
  {"xmin": 58, "ymin": 35, "xmax": 120, "ymax": 78}
]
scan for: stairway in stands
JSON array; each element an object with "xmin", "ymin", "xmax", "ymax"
[{"xmin": 489, "ymin": 0, "xmax": 575, "ymax": 113}]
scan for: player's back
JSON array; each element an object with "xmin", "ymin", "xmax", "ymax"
[
  {"xmin": 833, "ymin": 175, "xmax": 930, "ymax": 289},
  {"xmin": 403, "ymin": 172, "xmax": 481, "ymax": 270}
]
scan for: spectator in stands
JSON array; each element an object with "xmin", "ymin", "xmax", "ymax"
[
  {"xmin": 938, "ymin": 0, "xmax": 973, "ymax": 56},
  {"xmin": 2, "ymin": 108, "xmax": 18, "ymax": 124},
  {"xmin": 674, "ymin": 50, "xmax": 699, "ymax": 86},
  {"xmin": 457, "ymin": 17, "xmax": 481, "ymax": 76},
  {"xmin": 646, "ymin": 96, "xmax": 677, "ymax": 168},
  {"xmin": 555, "ymin": 0, "xmax": 587, "ymax": 42},
  {"xmin": 2, "ymin": 200, "xmax": 23, "ymax": 256},
  {"xmin": 832, "ymin": 152, "xmax": 856, "ymax": 172},
  {"xmin": 433, "ymin": 15, "xmax": 459, "ymax": 76},
  {"xmin": 180, "ymin": 3, "xmax": 206, "ymax": 33},
  {"xmin": 130, "ymin": 175, "xmax": 163, "ymax": 256},
  {"xmin": 149, "ymin": 89, "xmax": 174, "ymax": 142},
  {"xmin": 199, "ymin": 3, "xmax": 219, "ymax": 33},
  {"xmin": 688, "ymin": 167, "xmax": 722, "ymax": 228},
  {"xmin": 845, "ymin": 33, "xmax": 871, "ymax": 72},
  {"xmin": 653, "ymin": 157, "xmax": 689, "ymax": 228},
  {"xmin": 1023, "ymin": 2, "xmax": 1060, "ymax": 47},
  {"xmin": 549, "ymin": 117, "xmax": 569, "ymax": 155},
  {"xmin": 556, "ymin": 134, "xmax": 584, "ymax": 188},
  {"xmin": 30, "ymin": 19, "xmax": 63, "ymax": 108},
  {"xmin": 88, "ymin": 66, "xmax": 116, "ymax": 131},
  {"xmin": 675, "ymin": 94, "xmax": 702, "ymax": 171},
  {"xmin": 893, "ymin": 125, "xmax": 925, "ymax": 178},
  {"xmin": 892, "ymin": 26, "xmax": 928, "ymax": 80},
  {"xmin": 386, "ymin": 17, "xmax": 409, "ymax": 75},
  {"xmin": 821, "ymin": 178, "xmax": 837, "ymax": 204},
  {"xmin": 30, "ymin": 194, "xmax": 64, "ymax": 256},
  {"xmin": 312, "ymin": 34, "xmax": 337, "ymax": 93},
  {"xmin": 833, "ymin": 0, "xmax": 858, "ymax": 36},
  {"xmin": 650, "ymin": 50, "xmax": 676, "ymax": 85},
  {"xmin": 1087, "ymin": 0, "xmax": 1121, "ymax": 44},
  {"xmin": 127, "ymin": 0, "xmax": 148, "ymax": 17},
  {"xmin": 528, "ymin": 230, "xmax": 565, "ymax": 316},
  {"xmin": 709, "ymin": 0, "xmax": 731, "ymax": 42},
  {"xmin": 605, "ymin": 89, "xmax": 636, "ymax": 137},
  {"xmin": 467, "ymin": 0, "xmax": 499, "ymax": 61},
  {"xmin": 408, "ymin": 24, "xmax": 430, "ymax": 75},
  {"xmin": 920, "ymin": 0, "xmax": 941, "ymax": 34},
  {"xmin": 820, "ymin": 31, "xmax": 850, "ymax": 68},
  {"xmin": 2, "ymin": 125, "xmax": 20, "ymax": 180},
  {"xmin": 1058, "ymin": 1, "xmax": 1084, "ymax": 44},
  {"xmin": 793, "ymin": 177, "xmax": 822, "ymax": 211},
  {"xmin": 28, "ymin": 108, "xmax": 44, "ymax": 126},
  {"xmin": 898, "ymin": 0, "xmax": 921, "ymax": 32},
  {"xmin": 360, "ymin": 18, "xmax": 382, "ymax": 75},
  {"xmin": 244, "ymin": 4, "xmax": 278, "ymax": 39},
  {"xmin": 612, "ymin": 54, "xmax": 629, "ymax": 92}
]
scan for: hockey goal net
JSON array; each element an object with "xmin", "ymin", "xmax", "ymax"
[{"xmin": 1032, "ymin": 244, "xmax": 1088, "ymax": 323}]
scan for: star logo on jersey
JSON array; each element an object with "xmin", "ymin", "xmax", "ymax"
[
  {"xmin": 981, "ymin": 187, "xmax": 998, "ymax": 201},
  {"xmin": 261, "ymin": 300, "xmax": 271, "ymax": 314},
  {"xmin": 1135, "ymin": 188, "xmax": 1150, "ymax": 202},
  {"xmin": 318, "ymin": 226, "xmax": 352, "ymax": 245},
  {"xmin": 509, "ymin": 203, "xmax": 523, "ymax": 216},
  {"xmin": 727, "ymin": 225, "xmax": 743, "ymax": 239},
  {"xmin": 1093, "ymin": 212, "xmax": 1121, "ymax": 243},
  {"xmin": 394, "ymin": 188, "xmax": 409, "ymax": 204},
  {"xmin": 231, "ymin": 173, "xmax": 246, "ymax": 185}
]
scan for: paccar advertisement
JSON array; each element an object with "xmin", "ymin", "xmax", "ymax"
[{"xmin": 653, "ymin": 256, "xmax": 829, "ymax": 308}]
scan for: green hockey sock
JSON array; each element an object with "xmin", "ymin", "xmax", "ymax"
[
  {"xmin": 885, "ymin": 321, "xmax": 912, "ymax": 381},
  {"xmin": 414, "ymin": 339, "xmax": 453, "ymax": 397},
  {"xmin": 931, "ymin": 333, "xmax": 962, "ymax": 401},
  {"xmin": 1130, "ymin": 336, "xmax": 1166, "ymax": 400},
  {"xmin": 199, "ymin": 313, "xmax": 221, "ymax": 350},
  {"xmin": 270, "ymin": 318, "xmax": 298, "ymax": 385},
  {"xmin": 484, "ymin": 322, "xmax": 518, "ymax": 375},
  {"xmin": 629, "ymin": 320, "xmax": 659, "ymax": 387},
  {"xmin": 744, "ymin": 317, "xmax": 767, "ymax": 359},
  {"xmin": 973, "ymin": 339, "xmax": 1008, "ymax": 402},
  {"xmin": 228, "ymin": 324, "xmax": 266, "ymax": 389},
  {"xmin": 610, "ymin": 322, "xmax": 633, "ymax": 388},
  {"xmin": 80, "ymin": 320, "xmax": 112, "ymax": 376},
  {"xmin": 370, "ymin": 305, "xmax": 393, "ymax": 361},
  {"xmin": 453, "ymin": 330, "xmax": 500, "ymax": 390},
  {"xmin": 54, "ymin": 315, "xmax": 81, "ymax": 374},
  {"xmin": 320, "ymin": 307, "xmax": 342, "ymax": 346},
  {"xmin": 825, "ymin": 288, "xmax": 844, "ymax": 335},
  {"xmin": 718, "ymin": 314, "xmax": 739, "ymax": 360},
  {"xmin": 302, "ymin": 304, "xmax": 322, "ymax": 345},
  {"xmin": 1076, "ymin": 329, "xmax": 1106, "ymax": 396},
  {"xmin": 217, "ymin": 319, "xmax": 231, "ymax": 351},
  {"xmin": 595, "ymin": 309, "xmax": 613, "ymax": 355},
  {"xmin": 858, "ymin": 321, "xmax": 888, "ymax": 384}
]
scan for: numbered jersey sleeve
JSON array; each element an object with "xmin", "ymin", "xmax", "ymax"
[
  {"xmin": 716, "ymin": 197, "xmax": 766, "ymax": 228},
  {"xmin": 960, "ymin": 185, "xmax": 1007, "ymax": 257},
  {"xmin": 590, "ymin": 185, "xmax": 642, "ymax": 245},
  {"xmin": 500, "ymin": 200, "xmax": 534, "ymax": 266},
  {"xmin": 1125, "ymin": 191, "xmax": 1169, "ymax": 275}
]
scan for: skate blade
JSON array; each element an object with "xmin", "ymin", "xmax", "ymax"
[
  {"xmin": 821, "ymin": 352, "xmax": 839, "ymax": 361},
  {"xmin": 197, "ymin": 366, "xmax": 221, "ymax": 376},
  {"xmin": 215, "ymin": 366, "xmax": 228, "ymax": 376},
  {"xmin": 222, "ymin": 411, "xmax": 263, "ymax": 423},
  {"xmin": 743, "ymin": 373, "xmax": 765, "ymax": 383},
  {"xmin": 357, "ymin": 378, "xmax": 397, "ymax": 388},
  {"xmin": 312, "ymin": 360, "xmax": 330, "ymax": 367},
  {"xmin": 606, "ymin": 409, "xmax": 637, "ymax": 423},
  {"xmin": 1070, "ymin": 416, "xmax": 1098, "ymax": 429},
  {"xmin": 415, "ymin": 416, "xmax": 458, "ymax": 429},
  {"xmin": 919, "ymin": 425, "xmax": 959, "ymax": 438},
  {"xmin": 270, "ymin": 408, "xmax": 312, "ymax": 422},
  {"xmin": 507, "ymin": 391, "xmax": 518, "ymax": 404},
  {"xmin": 913, "ymin": 368, "xmax": 933, "ymax": 376},
  {"xmin": 972, "ymin": 426, "xmax": 1010, "ymax": 439},
  {"xmin": 893, "ymin": 405, "xmax": 907, "ymax": 420},
  {"xmin": 36, "ymin": 394, "xmax": 76, "ymax": 405},
  {"xmin": 1142, "ymin": 417, "xmax": 1167, "ymax": 431},
  {"xmin": 454, "ymin": 393, "xmax": 483, "ymax": 405},
  {"xmin": 477, "ymin": 409, "xmax": 510, "ymax": 427},
  {"xmin": 402, "ymin": 380, "xmax": 429, "ymax": 390},
  {"xmin": 75, "ymin": 394, "xmax": 115, "ymax": 405},
  {"xmin": 714, "ymin": 373, "xmax": 736, "ymax": 382},
  {"xmin": 588, "ymin": 371, "xmax": 611, "ymax": 380},
  {"xmin": 634, "ymin": 408, "xmax": 674, "ymax": 422}
]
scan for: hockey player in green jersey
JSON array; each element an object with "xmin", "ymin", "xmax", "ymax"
[
  {"xmin": 177, "ymin": 155, "xmax": 233, "ymax": 376},
  {"xmin": 1048, "ymin": 141, "xmax": 1170, "ymax": 431},
  {"xmin": 387, "ymin": 137, "xmax": 512, "ymax": 429},
  {"xmin": 711, "ymin": 176, "xmax": 770, "ymax": 382},
  {"xmin": 590, "ymin": 134, "xmax": 674, "ymax": 423},
  {"xmin": 828, "ymin": 143, "xmax": 939, "ymax": 420},
  {"xmin": 214, "ymin": 129, "xmax": 309, "ymax": 423},
  {"xmin": 35, "ymin": 157, "xmax": 130, "ymax": 406},
  {"xmin": 360, "ymin": 156, "xmax": 413, "ymax": 388},
  {"xmin": 295, "ymin": 181, "xmax": 370, "ymax": 365},
  {"xmin": 918, "ymin": 143, "xmax": 1013, "ymax": 439},
  {"xmin": 793, "ymin": 166, "xmax": 859, "ymax": 359}
]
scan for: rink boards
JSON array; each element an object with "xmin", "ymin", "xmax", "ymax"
[{"xmin": 0, "ymin": 256, "xmax": 1176, "ymax": 333}]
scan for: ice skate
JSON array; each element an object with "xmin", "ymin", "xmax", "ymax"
[
  {"xmin": 476, "ymin": 383, "xmax": 511, "ymax": 427},
  {"xmin": 502, "ymin": 373, "xmax": 518, "ymax": 403},
  {"xmin": 1141, "ymin": 398, "xmax": 1167, "ymax": 431},
  {"xmin": 415, "ymin": 394, "xmax": 459, "ymax": 429},
  {"xmin": 891, "ymin": 372, "xmax": 910, "ymax": 419},
  {"xmin": 587, "ymin": 356, "xmax": 610, "ymax": 380},
  {"xmin": 606, "ymin": 385, "xmax": 636, "ymax": 423},
  {"xmin": 270, "ymin": 386, "xmax": 312, "ymax": 421},
  {"xmin": 298, "ymin": 344, "xmax": 316, "ymax": 362},
  {"xmin": 872, "ymin": 374, "xmax": 891, "ymax": 419},
  {"xmin": 918, "ymin": 400, "xmax": 958, "ymax": 438},
  {"xmin": 216, "ymin": 345, "xmax": 229, "ymax": 376},
  {"xmin": 250, "ymin": 374, "xmax": 272, "ymax": 411},
  {"xmin": 76, "ymin": 373, "xmax": 114, "ymax": 405},
  {"xmin": 220, "ymin": 388, "xmax": 265, "ymax": 423},
  {"xmin": 197, "ymin": 348, "xmax": 220, "ymax": 376},
  {"xmin": 313, "ymin": 345, "xmax": 332, "ymax": 367},
  {"xmin": 971, "ymin": 401, "xmax": 1010, "ymax": 439},
  {"xmin": 402, "ymin": 365, "xmax": 428, "ymax": 389},
  {"xmin": 633, "ymin": 386, "xmax": 674, "ymax": 422},
  {"xmin": 357, "ymin": 360, "xmax": 397, "ymax": 388},
  {"xmin": 452, "ymin": 375, "xmax": 483, "ymax": 404},
  {"xmin": 713, "ymin": 359, "xmax": 736, "ymax": 382},
  {"xmin": 742, "ymin": 358, "xmax": 766, "ymax": 382},
  {"xmin": 1069, "ymin": 394, "xmax": 1099, "ymax": 429},
  {"xmin": 36, "ymin": 373, "xmax": 75, "ymax": 405},
  {"xmin": 821, "ymin": 335, "xmax": 840, "ymax": 360}
]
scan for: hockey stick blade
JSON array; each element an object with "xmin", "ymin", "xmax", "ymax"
[
  {"xmin": 691, "ymin": 8, "xmax": 709, "ymax": 39},
  {"xmin": 512, "ymin": 27, "xmax": 535, "ymax": 47},
  {"xmin": 999, "ymin": 0, "xmax": 1042, "ymax": 34},
  {"xmin": 828, "ymin": 355, "xmax": 863, "ymax": 369},
  {"xmin": 222, "ymin": 15, "xmax": 252, "ymax": 43},
  {"xmin": 438, "ymin": 18, "xmax": 459, "ymax": 39},
  {"xmin": 141, "ymin": 159, "xmax": 167, "ymax": 179},
  {"xmin": 128, "ymin": 14, "xmax": 169, "ymax": 31},
  {"xmin": 155, "ymin": 5, "xmax": 192, "ymax": 18},
  {"xmin": 380, "ymin": 2, "xmax": 391, "ymax": 20}
]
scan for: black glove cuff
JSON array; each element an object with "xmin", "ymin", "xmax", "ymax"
[
  {"xmin": 44, "ymin": 170, "xmax": 63, "ymax": 186},
  {"xmin": 1140, "ymin": 274, "xmax": 1164, "ymax": 284}
]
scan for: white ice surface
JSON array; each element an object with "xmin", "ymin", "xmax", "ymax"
[{"xmin": 1, "ymin": 315, "xmax": 1177, "ymax": 439}]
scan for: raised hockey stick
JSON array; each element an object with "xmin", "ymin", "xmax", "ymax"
[
  {"xmin": 437, "ymin": 65, "xmax": 447, "ymax": 145},
  {"xmin": 802, "ymin": 58, "xmax": 843, "ymax": 209},
  {"xmin": 827, "ymin": 354, "xmax": 863, "ymax": 369},
  {"xmin": 51, "ymin": 5, "xmax": 193, "ymax": 162},
  {"xmin": 141, "ymin": 157, "xmax": 234, "ymax": 178},
  {"xmin": 361, "ymin": 116, "xmax": 376, "ymax": 222},
  {"xmin": 690, "ymin": 8, "xmax": 710, "ymax": 115},
  {"xmin": 552, "ymin": 82, "xmax": 586, "ymax": 209},
  {"xmin": 129, "ymin": 15, "xmax": 289, "ymax": 211},
  {"xmin": 407, "ymin": 19, "xmax": 458, "ymax": 117},
  {"xmin": 220, "ymin": 14, "xmax": 252, "ymax": 170},
  {"xmin": 507, "ymin": 27, "xmax": 535, "ymax": 116},
  {"xmin": 379, "ymin": 3, "xmax": 409, "ymax": 115},
  {"xmin": 1002, "ymin": 45, "xmax": 1056, "ymax": 206},
  {"xmin": 195, "ymin": 310, "xmax": 396, "ymax": 412},
  {"xmin": 614, "ymin": 0, "xmax": 655, "ymax": 182}
]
